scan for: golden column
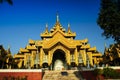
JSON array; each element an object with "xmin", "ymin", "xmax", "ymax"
[
  {"xmin": 74, "ymin": 48, "xmax": 78, "ymax": 66},
  {"xmin": 80, "ymin": 50, "xmax": 86, "ymax": 66},
  {"xmin": 40, "ymin": 48, "xmax": 43, "ymax": 67},
  {"xmin": 87, "ymin": 52, "xmax": 93, "ymax": 67},
  {"xmin": 67, "ymin": 50, "xmax": 70, "ymax": 65},
  {"xmin": 48, "ymin": 51, "xmax": 52, "ymax": 66}
]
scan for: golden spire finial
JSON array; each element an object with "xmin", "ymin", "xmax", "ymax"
[
  {"xmin": 46, "ymin": 23, "xmax": 48, "ymax": 28},
  {"xmin": 68, "ymin": 23, "xmax": 71, "ymax": 33},
  {"xmin": 68, "ymin": 23, "xmax": 70, "ymax": 28},
  {"xmin": 44, "ymin": 23, "xmax": 49, "ymax": 34},
  {"xmin": 56, "ymin": 13, "xmax": 59, "ymax": 22}
]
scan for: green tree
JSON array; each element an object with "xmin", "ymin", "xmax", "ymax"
[
  {"xmin": 97, "ymin": 0, "xmax": 120, "ymax": 43},
  {"xmin": 0, "ymin": 0, "xmax": 13, "ymax": 5}
]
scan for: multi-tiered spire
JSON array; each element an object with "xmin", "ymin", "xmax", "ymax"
[{"xmin": 41, "ymin": 14, "xmax": 76, "ymax": 39}]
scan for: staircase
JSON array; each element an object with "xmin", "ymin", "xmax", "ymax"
[{"xmin": 42, "ymin": 70, "xmax": 83, "ymax": 80}]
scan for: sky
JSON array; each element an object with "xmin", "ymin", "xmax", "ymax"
[{"xmin": 0, "ymin": 0, "xmax": 114, "ymax": 55}]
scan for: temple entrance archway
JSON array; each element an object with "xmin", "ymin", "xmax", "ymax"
[{"xmin": 52, "ymin": 49, "xmax": 67, "ymax": 70}]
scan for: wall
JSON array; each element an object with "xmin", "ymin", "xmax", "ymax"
[{"xmin": 0, "ymin": 69, "xmax": 42, "ymax": 80}]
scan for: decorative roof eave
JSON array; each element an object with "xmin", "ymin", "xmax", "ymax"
[
  {"xmin": 88, "ymin": 46, "xmax": 96, "ymax": 52},
  {"xmin": 29, "ymin": 39, "xmax": 35, "ymax": 45},
  {"xmin": 14, "ymin": 54, "xmax": 25, "ymax": 59},
  {"xmin": 40, "ymin": 33, "xmax": 52, "ymax": 38},
  {"xmin": 92, "ymin": 53, "xmax": 102, "ymax": 57},
  {"xmin": 73, "ymin": 40, "xmax": 82, "ymax": 46},
  {"xmin": 19, "ymin": 48, "xmax": 29, "ymax": 53},
  {"xmin": 81, "ymin": 44, "xmax": 90, "ymax": 49},
  {"xmin": 26, "ymin": 45, "xmax": 37, "ymax": 50},
  {"xmin": 43, "ymin": 46, "xmax": 76, "ymax": 50},
  {"xmin": 41, "ymin": 29, "xmax": 76, "ymax": 39},
  {"xmin": 35, "ymin": 41, "xmax": 43, "ymax": 47},
  {"xmin": 43, "ymin": 29, "xmax": 65, "ymax": 38},
  {"xmin": 65, "ymin": 32, "xmax": 76, "ymax": 38},
  {"xmin": 42, "ymin": 42, "xmax": 76, "ymax": 50},
  {"xmin": 42, "ymin": 39, "xmax": 76, "ymax": 49},
  {"xmin": 41, "ymin": 31, "xmax": 77, "ymax": 49},
  {"xmin": 80, "ymin": 38, "xmax": 88, "ymax": 43}
]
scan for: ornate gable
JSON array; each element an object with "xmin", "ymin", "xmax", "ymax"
[{"xmin": 40, "ymin": 14, "xmax": 76, "ymax": 39}]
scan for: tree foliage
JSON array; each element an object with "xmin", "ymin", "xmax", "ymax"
[
  {"xmin": 0, "ymin": 0, "xmax": 13, "ymax": 5},
  {"xmin": 97, "ymin": 0, "xmax": 120, "ymax": 43},
  {"xmin": 103, "ymin": 43, "xmax": 120, "ymax": 66}
]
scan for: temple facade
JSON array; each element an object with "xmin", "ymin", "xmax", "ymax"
[{"xmin": 14, "ymin": 15, "xmax": 102, "ymax": 70}]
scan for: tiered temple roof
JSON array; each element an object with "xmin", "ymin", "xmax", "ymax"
[{"xmin": 14, "ymin": 14, "xmax": 102, "ymax": 69}]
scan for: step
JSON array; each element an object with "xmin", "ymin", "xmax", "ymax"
[{"xmin": 42, "ymin": 70, "xmax": 83, "ymax": 80}]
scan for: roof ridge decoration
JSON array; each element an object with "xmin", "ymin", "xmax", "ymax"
[
  {"xmin": 53, "ymin": 13, "xmax": 65, "ymax": 32},
  {"xmin": 44, "ymin": 23, "xmax": 49, "ymax": 34},
  {"xmin": 67, "ymin": 23, "xmax": 72, "ymax": 34},
  {"xmin": 56, "ymin": 13, "xmax": 59, "ymax": 22},
  {"xmin": 40, "ymin": 14, "xmax": 76, "ymax": 39}
]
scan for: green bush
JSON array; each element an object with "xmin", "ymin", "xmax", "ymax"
[
  {"xmin": 94, "ymin": 68, "xmax": 103, "ymax": 76},
  {"xmin": 103, "ymin": 67, "xmax": 120, "ymax": 79},
  {"xmin": 94, "ymin": 67, "xmax": 120, "ymax": 79}
]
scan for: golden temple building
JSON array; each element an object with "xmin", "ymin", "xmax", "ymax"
[{"xmin": 14, "ymin": 15, "xmax": 102, "ymax": 70}]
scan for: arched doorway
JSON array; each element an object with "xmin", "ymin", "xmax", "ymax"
[{"xmin": 52, "ymin": 49, "xmax": 67, "ymax": 70}]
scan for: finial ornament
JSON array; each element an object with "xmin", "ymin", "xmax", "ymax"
[
  {"xmin": 44, "ymin": 23, "xmax": 49, "ymax": 34},
  {"xmin": 68, "ymin": 23, "xmax": 70, "ymax": 28},
  {"xmin": 56, "ymin": 13, "xmax": 59, "ymax": 22},
  {"xmin": 68, "ymin": 23, "xmax": 71, "ymax": 33},
  {"xmin": 46, "ymin": 23, "xmax": 48, "ymax": 28}
]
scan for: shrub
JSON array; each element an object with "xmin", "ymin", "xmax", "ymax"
[
  {"xmin": 103, "ymin": 67, "xmax": 120, "ymax": 79},
  {"xmin": 94, "ymin": 68, "xmax": 103, "ymax": 76},
  {"xmin": 94, "ymin": 67, "xmax": 120, "ymax": 79}
]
